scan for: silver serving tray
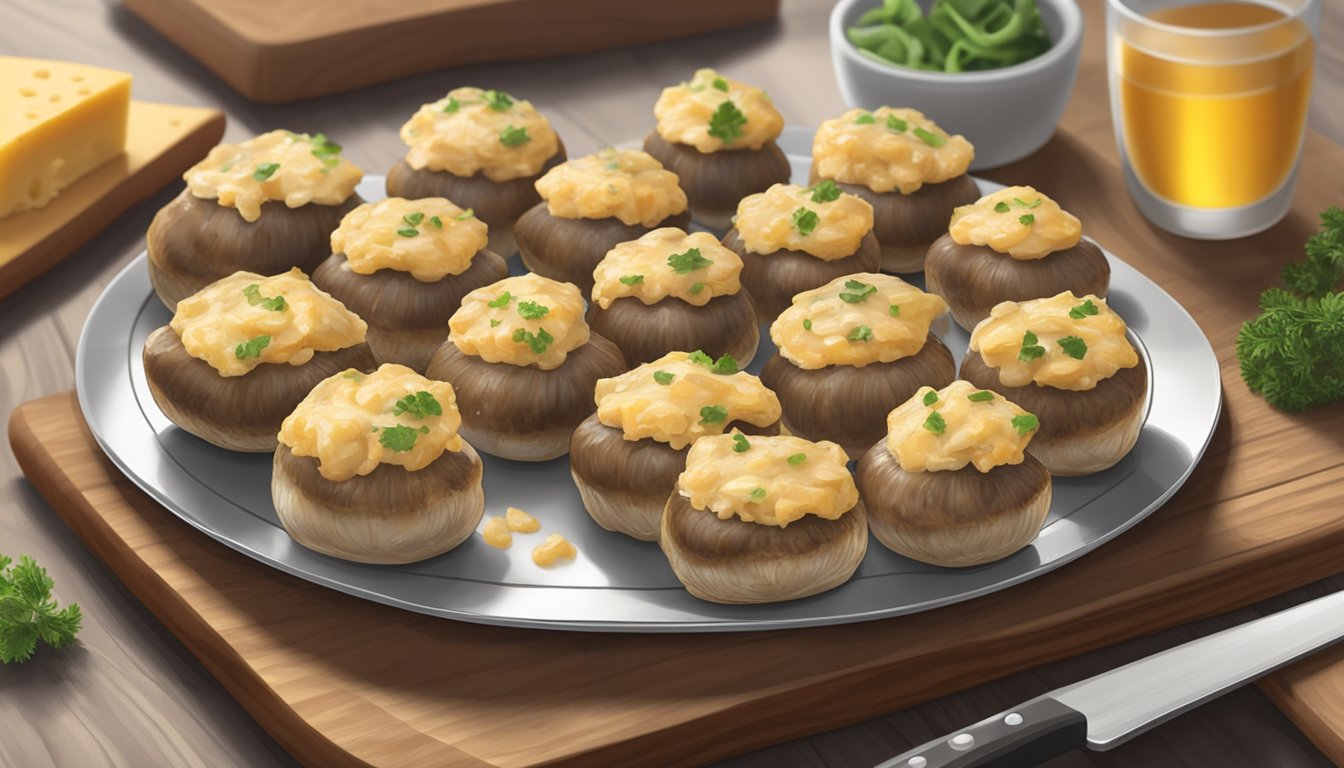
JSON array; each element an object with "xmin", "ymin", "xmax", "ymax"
[{"xmin": 76, "ymin": 127, "xmax": 1221, "ymax": 632}]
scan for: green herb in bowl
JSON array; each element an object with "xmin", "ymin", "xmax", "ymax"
[{"xmin": 847, "ymin": 0, "xmax": 1052, "ymax": 73}]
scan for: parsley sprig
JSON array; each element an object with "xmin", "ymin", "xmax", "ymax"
[
  {"xmin": 393, "ymin": 391, "xmax": 442, "ymax": 420},
  {"xmin": 688, "ymin": 350, "xmax": 738, "ymax": 374},
  {"xmin": 792, "ymin": 207, "xmax": 819, "ymax": 236},
  {"xmin": 668, "ymin": 248, "xmax": 713, "ymax": 274},
  {"xmin": 707, "ymin": 100, "xmax": 747, "ymax": 145},
  {"xmin": 0, "ymin": 555, "xmax": 82, "ymax": 664}
]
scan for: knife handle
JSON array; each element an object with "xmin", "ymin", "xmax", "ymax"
[{"xmin": 876, "ymin": 697, "xmax": 1087, "ymax": 768}]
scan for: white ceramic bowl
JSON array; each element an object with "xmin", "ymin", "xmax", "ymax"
[{"xmin": 830, "ymin": 0, "xmax": 1083, "ymax": 170}]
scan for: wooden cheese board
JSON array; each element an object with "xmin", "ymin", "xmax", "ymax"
[
  {"xmin": 0, "ymin": 101, "xmax": 223, "ymax": 303},
  {"xmin": 121, "ymin": 0, "xmax": 782, "ymax": 104}
]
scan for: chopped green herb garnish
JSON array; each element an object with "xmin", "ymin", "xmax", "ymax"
[
  {"xmin": 707, "ymin": 100, "xmax": 747, "ymax": 145},
  {"xmin": 393, "ymin": 391, "xmax": 442, "ymax": 420},
  {"xmin": 1069, "ymin": 299, "xmax": 1099, "ymax": 319},
  {"xmin": 967, "ymin": 390, "xmax": 995, "ymax": 402},
  {"xmin": 619, "ymin": 274, "xmax": 645, "ymax": 286},
  {"xmin": 488, "ymin": 291, "xmax": 512, "ymax": 308},
  {"xmin": 1019, "ymin": 330, "xmax": 1046, "ymax": 362},
  {"xmin": 511, "ymin": 327, "xmax": 554, "ymax": 354},
  {"xmin": 490, "ymin": 319, "xmax": 501, "ymax": 327},
  {"xmin": 792, "ymin": 207, "xmax": 819, "ymax": 237},
  {"xmin": 994, "ymin": 201, "xmax": 1011, "ymax": 213},
  {"xmin": 243, "ymin": 284, "xmax": 287, "ymax": 312},
  {"xmin": 428, "ymin": 216, "xmax": 443, "ymax": 229},
  {"xmin": 1020, "ymin": 214, "xmax": 1036, "ymax": 226},
  {"xmin": 653, "ymin": 370, "xmax": 675, "ymax": 386},
  {"xmin": 889, "ymin": 304, "xmax": 900, "ymax": 316},
  {"xmin": 855, "ymin": 112, "xmax": 877, "ymax": 125},
  {"xmin": 309, "ymin": 133, "xmax": 342, "ymax": 171},
  {"xmin": 732, "ymin": 433, "xmax": 750, "ymax": 452},
  {"xmin": 403, "ymin": 211, "xmax": 425, "ymax": 227},
  {"xmin": 809, "ymin": 179, "xmax": 842, "ymax": 203},
  {"xmin": 839, "ymin": 279, "xmax": 877, "ymax": 303},
  {"xmin": 500, "ymin": 125, "xmax": 531, "ymax": 146},
  {"xmin": 913, "ymin": 127, "xmax": 945, "ymax": 147},
  {"xmin": 787, "ymin": 453, "xmax": 807, "ymax": 466},
  {"xmin": 699, "ymin": 404, "xmax": 728, "ymax": 425},
  {"xmin": 749, "ymin": 487, "xmax": 767, "ymax": 501},
  {"xmin": 1015, "ymin": 197, "xmax": 1042, "ymax": 209},
  {"xmin": 0, "ymin": 554, "xmax": 82, "ymax": 664},
  {"xmin": 455, "ymin": 209, "xmax": 475, "ymax": 220},
  {"xmin": 251, "ymin": 162, "xmax": 279, "ymax": 181},
  {"xmin": 709, "ymin": 353, "xmax": 738, "ymax": 375},
  {"xmin": 378, "ymin": 424, "xmax": 422, "ymax": 452},
  {"xmin": 397, "ymin": 227, "xmax": 419, "ymax": 238},
  {"xmin": 442, "ymin": 96, "xmax": 461, "ymax": 113},
  {"xmin": 605, "ymin": 160, "xmax": 621, "ymax": 171},
  {"xmin": 1012, "ymin": 413, "xmax": 1040, "ymax": 436},
  {"xmin": 668, "ymin": 247, "xmax": 713, "ymax": 274},
  {"xmin": 517, "ymin": 301, "xmax": 550, "ymax": 320},
  {"xmin": 803, "ymin": 318, "xmax": 813, "ymax": 331},
  {"xmin": 234, "ymin": 335, "xmax": 271, "ymax": 360},
  {"xmin": 483, "ymin": 89, "xmax": 513, "ymax": 111},
  {"xmin": 923, "ymin": 411, "xmax": 946, "ymax": 435},
  {"xmin": 1057, "ymin": 335, "xmax": 1088, "ymax": 360},
  {"xmin": 848, "ymin": 325, "xmax": 873, "ymax": 342},
  {"xmin": 712, "ymin": 76, "xmax": 729, "ymax": 92},
  {"xmin": 690, "ymin": 282, "xmax": 705, "ymax": 295},
  {"xmin": 922, "ymin": 390, "xmax": 938, "ymax": 406},
  {"xmin": 886, "ymin": 114, "xmax": 908, "ymax": 132},
  {"xmin": 688, "ymin": 350, "xmax": 714, "ymax": 367}
]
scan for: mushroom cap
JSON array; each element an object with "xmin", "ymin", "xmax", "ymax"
[
  {"xmin": 642, "ymin": 131, "xmax": 791, "ymax": 231},
  {"xmin": 141, "ymin": 325, "xmax": 377, "ymax": 452},
  {"xmin": 424, "ymin": 332, "xmax": 627, "ymax": 462},
  {"xmin": 311, "ymin": 249, "xmax": 508, "ymax": 371},
  {"xmin": 760, "ymin": 335, "xmax": 956, "ymax": 460},
  {"xmin": 817, "ymin": 176, "xmax": 981, "ymax": 274},
  {"xmin": 569, "ymin": 413, "xmax": 780, "ymax": 541},
  {"xmin": 514, "ymin": 204, "xmax": 693, "ymax": 294},
  {"xmin": 659, "ymin": 490, "xmax": 867, "ymax": 604},
  {"xmin": 722, "ymin": 228, "xmax": 882, "ymax": 323},
  {"xmin": 272, "ymin": 441, "xmax": 485, "ymax": 564},
  {"xmin": 925, "ymin": 234, "xmax": 1112, "ymax": 332},
  {"xmin": 385, "ymin": 138, "xmax": 567, "ymax": 257},
  {"xmin": 857, "ymin": 443, "xmax": 1051, "ymax": 567},
  {"xmin": 146, "ymin": 189, "xmax": 364, "ymax": 310},
  {"xmin": 586, "ymin": 292, "xmax": 760, "ymax": 368},
  {"xmin": 960, "ymin": 348, "xmax": 1147, "ymax": 476}
]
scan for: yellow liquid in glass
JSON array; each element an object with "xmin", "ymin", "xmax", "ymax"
[{"xmin": 1118, "ymin": 2, "xmax": 1313, "ymax": 209}]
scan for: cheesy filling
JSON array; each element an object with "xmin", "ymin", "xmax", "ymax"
[
  {"xmin": 534, "ymin": 148, "xmax": 687, "ymax": 227},
  {"xmin": 330, "ymin": 197, "xmax": 489, "ymax": 282},
  {"xmin": 171, "ymin": 269, "xmax": 366, "ymax": 377},
  {"xmin": 532, "ymin": 534, "xmax": 577, "ymax": 567},
  {"xmin": 969, "ymin": 292, "xmax": 1139, "ymax": 391},
  {"xmin": 399, "ymin": 87, "xmax": 560, "ymax": 181},
  {"xmin": 734, "ymin": 183, "xmax": 874, "ymax": 261},
  {"xmin": 885, "ymin": 381, "xmax": 1037, "ymax": 473},
  {"xmin": 184, "ymin": 130, "xmax": 362, "ymax": 223},
  {"xmin": 449, "ymin": 273, "xmax": 589, "ymax": 370},
  {"xmin": 506, "ymin": 506, "xmax": 540, "ymax": 532},
  {"xmin": 278, "ymin": 364, "xmax": 465, "ymax": 482},
  {"xmin": 653, "ymin": 67, "xmax": 784, "ymax": 153},
  {"xmin": 770, "ymin": 273, "xmax": 948, "ymax": 369},
  {"xmin": 482, "ymin": 517, "xmax": 513, "ymax": 549},
  {"xmin": 677, "ymin": 433, "xmax": 858, "ymax": 527},
  {"xmin": 591, "ymin": 228, "xmax": 742, "ymax": 308},
  {"xmin": 594, "ymin": 351, "xmax": 781, "ymax": 450},
  {"xmin": 949, "ymin": 186, "xmax": 1082, "ymax": 260},
  {"xmin": 811, "ymin": 108, "xmax": 973, "ymax": 195}
]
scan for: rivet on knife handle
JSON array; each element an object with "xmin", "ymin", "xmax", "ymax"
[{"xmin": 875, "ymin": 697, "xmax": 1086, "ymax": 768}]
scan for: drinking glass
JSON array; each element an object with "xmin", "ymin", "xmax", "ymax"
[{"xmin": 1107, "ymin": 0, "xmax": 1320, "ymax": 239}]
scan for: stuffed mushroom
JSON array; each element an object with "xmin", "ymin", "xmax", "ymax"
[
  {"xmin": 273, "ymin": 364, "xmax": 485, "ymax": 564},
  {"xmin": 722, "ymin": 181, "xmax": 881, "ymax": 322},
  {"xmin": 857, "ymin": 380, "xmax": 1051, "ymax": 568},
  {"xmin": 761, "ymin": 273, "xmax": 955, "ymax": 459},
  {"xmin": 386, "ymin": 87, "xmax": 566, "ymax": 257},
  {"xmin": 959, "ymin": 292, "xmax": 1146, "ymax": 476},
  {"xmin": 425, "ymin": 273, "xmax": 627, "ymax": 461},
  {"xmin": 571, "ymin": 351, "xmax": 782, "ymax": 541},
  {"xmin": 142, "ymin": 268, "xmax": 375, "ymax": 452},
  {"xmin": 514, "ymin": 148, "xmax": 691, "ymax": 293},
  {"xmin": 660, "ymin": 433, "xmax": 867, "ymax": 604},
  {"xmin": 147, "ymin": 130, "xmax": 364, "ymax": 309},
  {"xmin": 925, "ymin": 186, "xmax": 1110, "ymax": 331},
  {"xmin": 589, "ymin": 228, "xmax": 759, "ymax": 366},
  {"xmin": 809, "ymin": 108, "xmax": 979, "ymax": 273},
  {"xmin": 312, "ymin": 197, "xmax": 507, "ymax": 371},
  {"xmin": 641, "ymin": 68, "xmax": 790, "ymax": 230}
]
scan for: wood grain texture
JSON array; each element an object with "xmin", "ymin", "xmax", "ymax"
[
  {"xmin": 0, "ymin": 102, "xmax": 223, "ymax": 303},
  {"xmin": 0, "ymin": 0, "xmax": 1342, "ymax": 767},
  {"xmin": 121, "ymin": 0, "xmax": 782, "ymax": 103}
]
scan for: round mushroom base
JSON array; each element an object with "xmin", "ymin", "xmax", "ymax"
[
  {"xmin": 857, "ymin": 445, "xmax": 1052, "ymax": 567},
  {"xmin": 587, "ymin": 292, "xmax": 760, "ymax": 367},
  {"xmin": 959, "ymin": 351, "xmax": 1148, "ymax": 476},
  {"xmin": 924, "ymin": 234, "xmax": 1112, "ymax": 332},
  {"xmin": 141, "ymin": 326, "xmax": 377, "ymax": 452},
  {"xmin": 810, "ymin": 176, "xmax": 981, "ymax": 274},
  {"xmin": 385, "ymin": 141, "xmax": 566, "ymax": 258},
  {"xmin": 311, "ymin": 249, "xmax": 509, "ymax": 372},
  {"xmin": 642, "ymin": 132, "xmax": 791, "ymax": 231},
  {"xmin": 722, "ymin": 229, "xmax": 882, "ymax": 323},
  {"xmin": 272, "ymin": 443, "xmax": 485, "ymax": 564},
  {"xmin": 513, "ymin": 204, "xmax": 693, "ymax": 294},
  {"xmin": 569, "ymin": 415, "xmax": 780, "ymax": 541},
  {"xmin": 660, "ymin": 493, "xmax": 868, "ymax": 604},
  {"xmin": 146, "ymin": 190, "xmax": 364, "ymax": 310},
  {"xmin": 761, "ymin": 336, "xmax": 956, "ymax": 460},
  {"xmin": 425, "ymin": 335, "xmax": 627, "ymax": 462}
]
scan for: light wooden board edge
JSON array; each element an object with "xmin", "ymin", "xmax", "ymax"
[
  {"xmin": 0, "ymin": 102, "xmax": 225, "ymax": 302},
  {"xmin": 1259, "ymin": 656, "xmax": 1344, "ymax": 765}
]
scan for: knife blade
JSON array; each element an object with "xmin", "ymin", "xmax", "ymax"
[{"xmin": 877, "ymin": 588, "xmax": 1344, "ymax": 768}]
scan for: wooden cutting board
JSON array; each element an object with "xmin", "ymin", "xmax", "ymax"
[
  {"xmin": 0, "ymin": 102, "xmax": 223, "ymax": 303},
  {"xmin": 121, "ymin": 0, "xmax": 781, "ymax": 104}
]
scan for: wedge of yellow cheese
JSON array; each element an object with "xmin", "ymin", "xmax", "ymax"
[{"xmin": 1, "ymin": 57, "xmax": 131, "ymax": 219}]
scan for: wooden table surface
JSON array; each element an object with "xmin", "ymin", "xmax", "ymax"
[{"xmin": 1, "ymin": 1, "xmax": 1341, "ymax": 766}]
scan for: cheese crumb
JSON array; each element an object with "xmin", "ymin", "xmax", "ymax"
[
  {"xmin": 481, "ymin": 517, "xmax": 512, "ymax": 549},
  {"xmin": 506, "ymin": 506, "xmax": 540, "ymax": 533},
  {"xmin": 532, "ymin": 534, "xmax": 577, "ymax": 567}
]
